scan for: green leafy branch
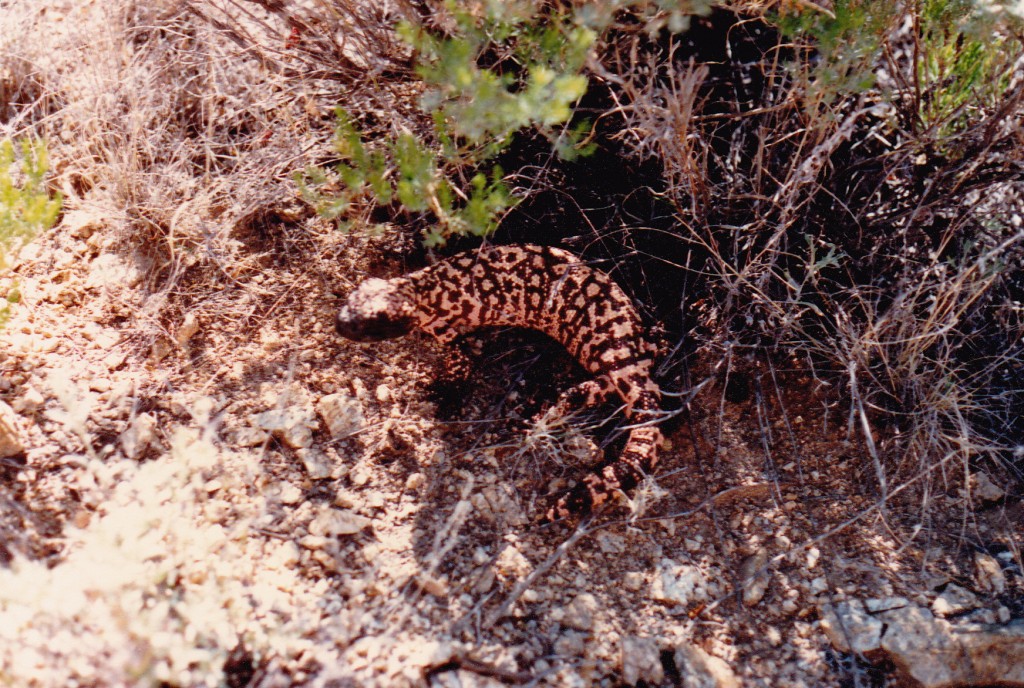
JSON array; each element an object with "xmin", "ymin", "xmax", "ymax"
[
  {"xmin": 297, "ymin": 0, "xmax": 720, "ymax": 245},
  {"xmin": 1, "ymin": 138, "xmax": 62, "ymax": 270},
  {"xmin": 297, "ymin": 1, "xmax": 599, "ymax": 245}
]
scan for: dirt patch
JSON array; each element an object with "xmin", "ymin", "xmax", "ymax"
[
  {"xmin": 0, "ymin": 2, "xmax": 1021, "ymax": 686},
  {"xmin": 0, "ymin": 197, "xmax": 1019, "ymax": 686}
]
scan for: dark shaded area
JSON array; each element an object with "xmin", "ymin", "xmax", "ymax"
[{"xmin": 223, "ymin": 644, "xmax": 257, "ymax": 688}]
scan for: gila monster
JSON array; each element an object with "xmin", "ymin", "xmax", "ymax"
[{"xmin": 335, "ymin": 244, "xmax": 664, "ymax": 521}]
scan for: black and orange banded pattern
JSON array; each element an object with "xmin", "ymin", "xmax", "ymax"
[{"xmin": 335, "ymin": 244, "xmax": 664, "ymax": 520}]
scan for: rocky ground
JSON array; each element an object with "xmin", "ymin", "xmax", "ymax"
[
  {"xmin": 0, "ymin": 1, "xmax": 1022, "ymax": 686},
  {"xmin": 0, "ymin": 201, "xmax": 1021, "ymax": 687}
]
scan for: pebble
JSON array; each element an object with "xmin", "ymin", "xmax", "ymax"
[
  {"xmin": 553, "ymin": 631, "xmax": 587, "ymax": 657},
  {"xmin": 495, "ymin": 544, "xmax": 532, "ymax": 580},
  {"xmin": 931, "ymin": 583, "xmax": 980, "ymax": 617},
  {"xmin": 102, "ymin": 351, "xmax": 126, "ymax": 371},
  {"xmin": 472, "ymin": 567, "xmax": 496, "ymax": 594},
  {"xmin": 260, "ymin": 329, "xmax": 283, "ymax": 351},
  {"xmin": 174, "ymin": 312, "xmax": 200, "ymax": 347},
  {"xmin": 974, "ymin": 553, "xmax": 1006, "ymax": 594},
  {"xmin": 561, "ymin": 593, "xmax": 598, "ymax": 631},
  {"xmin": 312, "ymin": 550, "xmax": 339, "ymax": 572},
  {"xmin": 970, "ymin": 471, "xmax": 1005, "ymax": 502},
  {"xmin": 673, "ymin": 643, "xmax": 739, "ymax": 688},
  {"xmin": 623, "ymin": 571, "xmax": 645, "ymax": 591},
  {"xmin": 419, "ymin": 574, "xmax": 448, "ymax": 598},
  {"xmin": 300, "ymin": 535, "xmax": 328, "ymax": 550},
  {"xmin": 62, "ymin": 208, "xmax": 105, "ymax": 238},
  {"xmin": 278, "ymin": 483, "xmax": 303, "ymax": 505},
  {"xmin": 234, "ymin": 426, "xmax": 269, "ymax": 447},
  {"xmin": 255, "ymin": 406, "xmax": 316, "ymax": 449},
  {"xmin": 88, "ymin": 378, "xmax": 111, "ymax": 393},
  {"xmin": 317, "ymin": 392, "xmax": 364, "ymax": 439},
  {"xmin": 12, "ymin": 385, "xmax": 45, "ymax": 413},
  {"xmin": 0, "ymin": 400, "xmax": 26, "ymax": 458},
  {"xmin": 650, "ymin": 558, "xmax": 708, "ymax": 607},
  {"xmin": 738, "ymin": 549, "xmax": 770, "ymax": 607},
  {"xmin": 309, "ymin": 507, "xmax": 370, "ymax": 537},
  {"xmin": 297, "ymin": 447, "xmax": 333, "ymax": 479},
  {"xmin": 333, "ymin": 490, "xmax": 357, "ymax": 509},
  {"xmin": 404, "ymin": 472, "xmax": 425, "ymax": 491},
  {"xmin": 120, "ymin": 413, "xmax": 157, "ymax": 459},
  {"xmin": 620, "ymin": 636, "xmax": 663, "ymax": 686}
]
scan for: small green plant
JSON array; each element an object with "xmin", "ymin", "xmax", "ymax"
[
  {"xmin": 0, "ymin": 137, "xmax": 62, "ymax": 269},
  {"xmin": 296, "ymin": 111, "xmax": 517, "ymax": 246},
  {"xmin": 915, "ymin": 0, "xmax": 1015, "ymax": 139},
  {"xmin": 399, "ymin": 4, "xmax": 594, "ymax": 159}
]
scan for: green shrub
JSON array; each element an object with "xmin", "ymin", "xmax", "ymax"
[
  {"xmin": 0, "ymin": 138, "xmax": 61, "ymax": 269},
  {"xmin": 298, "ymin": 1, "xmax": 717, "ymax": 246}
]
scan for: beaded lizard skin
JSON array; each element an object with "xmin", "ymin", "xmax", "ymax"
[{"xmin": 335, "ymin": 244, "xmax": 664, "ymax": 521}]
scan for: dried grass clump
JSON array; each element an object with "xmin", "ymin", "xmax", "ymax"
[
  {"xmin": 604, "ymin": 6, "xmax": 1024, "ymax": 505},
  {"xmin": 2, "ymin": 0, "xmax": 422, "ymax": 360}
]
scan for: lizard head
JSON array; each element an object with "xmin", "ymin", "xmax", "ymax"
[{"xmin": 335, "ymin": 277, "xmax": 417, "ymax": 341}]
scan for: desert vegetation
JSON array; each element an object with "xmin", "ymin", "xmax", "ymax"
[{"xmin": 1, "ymin": 0, "xmax": 1023, "ymax": 686}]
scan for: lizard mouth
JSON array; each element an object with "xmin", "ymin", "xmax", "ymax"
[{"xmin": 335, "ymin": 308, "xmax": 413, "ymax": 342}]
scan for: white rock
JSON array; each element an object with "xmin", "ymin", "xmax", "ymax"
[
  {"xmin": 62, "ymin": 208, "xmax": 106, "ymax": 238},
  {"xmin": 931, "ymin": 583, "xmax": 980, "ymax": 617},
  {"xmin": 0, "ymin": 400, "xmax": 26, "ymax": 458},
  {"xmin": 102, "ymin": 351, "xmax": 126, "ymax": 371},
  {"xmin": 87, "ymin": 378, "xmax": 111, "ymax": 393},
  {"xmin": 260, "ymin": 329, "xmax": 283, "ymax": 351},
  {"xmin": 596, "ymin": 532, "xmax": 626, "ymax": 554},
  {"xmin": 85, "ymin": 253, "xmax": 141, "ymax": 289},
  {"xmin": 650, "ymin": 558, "xmax": 708, "ymax": 607},
  {"xmin": 470, "ymin": 484, "xmax": 527, "ymax": 526},
  {"xmin": 865, "ymin": 597, "xmax": 911, "ymax": 613},
  {"xmin": 297, "ymin": 446, "xmax": 333, "ymax": 479},
  {"xmin": 404, "ymin": 472, "xmax": 425, "ymax": 491},
  {"xmin": 971, "ymin": 471, "xmax": 1006, "ymax": 502},
  {"xmin": 673, "ymin": 643, "xmax": 739, "ymax": 688},
  {"xmin": 818, "ymin": 600, "xmax": 883, "ymax": 655},
  {"xmin": 820, "ymin": 597, "xmax": 1024, "ymax": 688},
  {"xmin": 623, "ymin": 571, "xmax": 645, "ymax": 591},
  {"xmin": 317, "ymin": 392, "xmax": 364, "ymax": 439},
  {"xmin": 879, "ymin": 606, "xmax": 1024, "ymax": 688},
  {"xmin": 174, "ymin": 312, "xmax": 200, "ymax": 347},
  {"xmin": 12, "ymin": 385, "xmax": 45, "ymax": 414},
  {"xmin": 494, "ymin": 544, "xmax": 532, "ymax": 579},
  {"xmin": 561, "ymin": 593, "xmax": 598, "ymax": 631},
  {"xmin": 621, "ymin": 636, "xmax": 663, "ymax": 686},
  {"xmin": 300, "ymin": 535, "xmax": 328, "ymax": 550},
  {"xmin": 309, "ymin": 507, "xmax": 370, "ymax": 537},
  {"xmin": 738, "ymin": 549, "xmax": 770, "ymax": 607},
  {"xmin": 235, "ymin": 426, "xmax": 270, "ymax": 447},
  {"xmin": 278, "ymin": 482, "xmax": 303, "ymax": 505},
  {"xmin": 120, "ymin": 413, "xmax": 158, "ymax": 458},
  {"xmin": 255, "ymin": 406, "xmax": 317, "ymax": 448},
  {"xmin": 974, "ymin": 552, "xmax": 1006, "ymax": 594}
]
